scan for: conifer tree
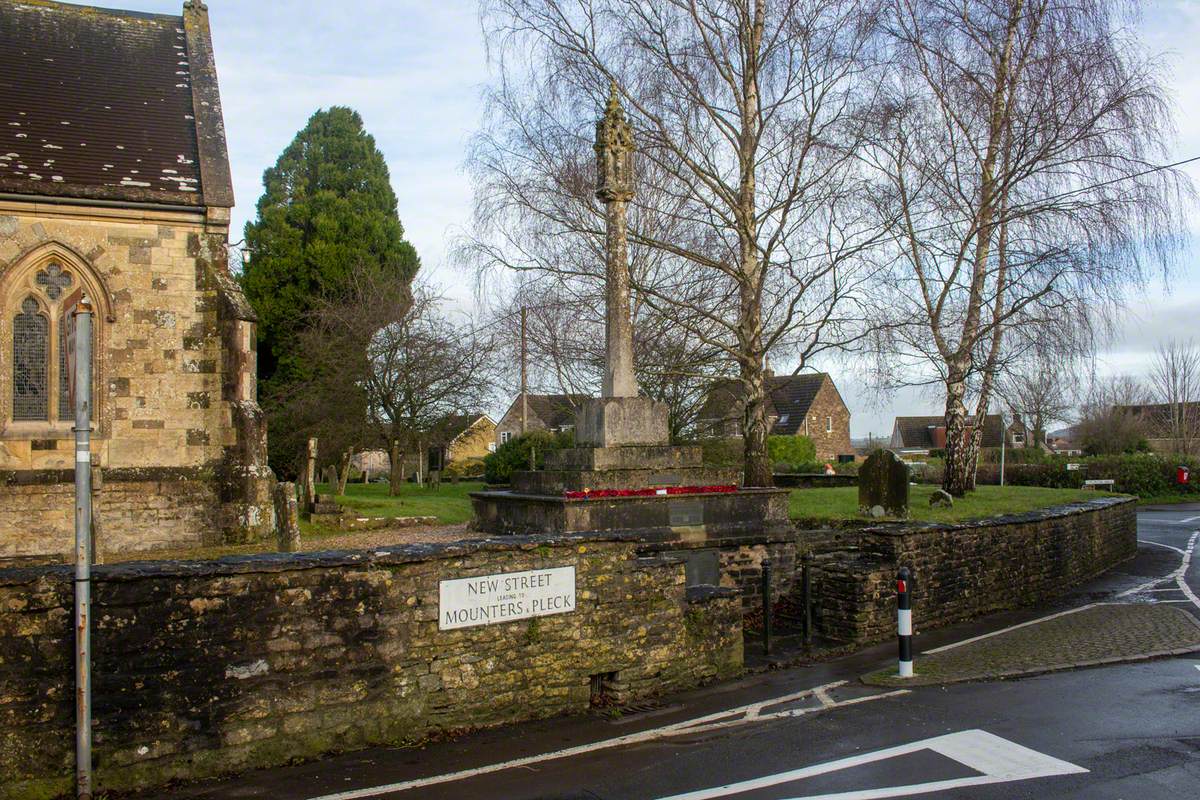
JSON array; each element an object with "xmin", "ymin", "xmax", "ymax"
[
  {"xmin": 242, "ymin": 106, "xmax": 419, "ymax": 385},
  {"xmin": 242, "ymin": 107, "xmax": 419, "ymax": 472}
]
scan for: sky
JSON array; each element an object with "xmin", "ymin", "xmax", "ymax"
[{"xmin": 63, "ymin": 0, "xmax": 1200, "ymax": 437}]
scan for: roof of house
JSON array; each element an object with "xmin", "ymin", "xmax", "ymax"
[
  {"xmin": 891, "ymin": 414, "xmax": 1005, "ymax": 449},
  {"xmin": 699, "ymin": 373, "xmax": 839, "ymax": 435},
  {"xmin": 1116, "ymin": 402, "xmax": 1200, "ymax": 436},
  {"xmin": 518, "ymin": 393, "xmax": 589, "ymax": 429},
  {"xmin": 0, "ymin": 0, "xmax": 232, "ymax": 206},
  {"xmin": 440, "ymin": 413, "xmax": 495, "ymax": 443}
]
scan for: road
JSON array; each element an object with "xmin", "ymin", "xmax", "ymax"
[{"xmin": 159, "ymin": 505, "xmax": 1200, "ymax": 800}]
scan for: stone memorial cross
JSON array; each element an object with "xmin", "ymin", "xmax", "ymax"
[{"xmin": 595, "ymin": 81, "xmax": 637, "ymax": 399}]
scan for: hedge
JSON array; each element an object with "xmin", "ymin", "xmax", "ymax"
[
  {"xmin": 482, "ymin": 430, "xmax": 574, "ymax": 484},
  {"xmin": 917, "ymin": 452, "xmax": 1200, "ymax": 497}
]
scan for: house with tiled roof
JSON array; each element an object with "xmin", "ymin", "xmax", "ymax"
[
  {"xmin": 889, "ymin": 414, "xmax": 1023, "ymax": 454},
  {"xmin": 697, "ymin": 372, "xmax": 852, "ymax": 462},
  {"xmin": 494, "ymin": 393, "xmax": 590, "ymax": 447},
  {"xmin": 0, "ymin": 0, "xmax": 272, "ymax": 562}
]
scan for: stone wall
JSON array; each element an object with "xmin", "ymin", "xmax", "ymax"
[
  {"xmin": 0, "ymin": 534, "xmax": 742, "ymax": 799},
  {"xmin": 0, "ymin": 201, "xmax": 273, "ymax": 560},
  {"xmin": 801, "ymin": 497, "xmax": 1137, "ymax": 643}
]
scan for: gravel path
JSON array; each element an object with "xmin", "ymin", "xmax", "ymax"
[{"xmin": 299, "ymin": 523, "xmax": 474, "ymax": 551}]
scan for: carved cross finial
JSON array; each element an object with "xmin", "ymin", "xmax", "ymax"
[{"xmin": 595, "ymin": 79, "xmax": 634, "ymax": 202}]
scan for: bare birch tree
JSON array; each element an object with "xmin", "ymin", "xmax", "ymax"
[
  {"xmin": 864, "ymin": 0, "xmax": 1187, "ymax": 494},
  {"xmin": 465, "ymin": 0, "xmax": 885, "ymax": 485},
  {"xmin": 997, "ymin": 353, "xmax": 1076, "ymax": 446},
  {"xmin": 302, "ymin": 269, "xmax": 498, "ymax": 493},
  {"xmin": 1148, "ymin": 338, "xmax": 1200, "ymax": 455}
]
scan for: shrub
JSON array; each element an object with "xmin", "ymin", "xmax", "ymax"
[
  {"xmin": 701, "ymin": 437, "xmax": 743, "ymax": 467},
  {"xmin": 483, "ymin": 430, "xmax": 574, "ymax": 484},
  {"xmin": 767, "ymin": 435, "xmax": 816, "ymax": 466},
  {"xmin": 445, "ymin": 457, "xmax": 485, "ymax": 479}
]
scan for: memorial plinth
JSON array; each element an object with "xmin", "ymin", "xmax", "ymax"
[{"xmin": 470, "ymin": 399, "xmax": 789, "ymax": 539}]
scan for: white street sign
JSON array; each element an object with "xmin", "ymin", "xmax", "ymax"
[{"xmin": 439, "ymin": 566, "xmax": 575, "ymax": 630}]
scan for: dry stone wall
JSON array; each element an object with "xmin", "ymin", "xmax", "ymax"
[
  {"xmin": 0, "ymin": 534, "xmax": 742, "ymax": 799},
  {"xmin": 802, "ymin": 497, "xmax": 1137, "ymax": 643}
]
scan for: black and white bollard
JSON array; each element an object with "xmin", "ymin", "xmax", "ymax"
[{"xmin": 897, "ymin": 566, "xmax": 913, "ymax": 678}]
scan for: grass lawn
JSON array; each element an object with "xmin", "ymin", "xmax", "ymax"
[
  {"xmin": 313, "ymin": 480, "xmax": 484, "ymax": 526},
  {"xmin": 789, "ymin": 484, "xmax": 1121, "ymax": 525}
]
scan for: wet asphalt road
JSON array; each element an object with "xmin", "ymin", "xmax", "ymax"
[{"xmin": 156, "ymin": 504, "xmax": 1200, "ymax": 800}]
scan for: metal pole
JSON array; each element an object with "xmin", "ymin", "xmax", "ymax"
[
  {"xmin": 801, "ymin": 553, "xmax": 813, "ymax": 646},
  {"xmin": 73, "ymin": 301, "xmax": 94, "ymax": 800},
  {"xmin": 999, "ymin": 412, "xmax": 1007, "ymax": 486},
  {"xmin": 761, "ymin": 559, "xmax": 772, "ymax": 656},
  {"xmin": 897, "ymin": 566, "xmax": 913, "ymax": 679},
  {"xmin": 520, "ymin": 306, "xmax": 528, "ymax": 435}
]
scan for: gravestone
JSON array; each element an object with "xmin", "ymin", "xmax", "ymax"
[
  {"xmin": 273, "ymin": 482, "xmax": 301, "ymax": 552},
  {"xmin": 858, "ymin": 449, "xmax": 909, "ymax": 518}
]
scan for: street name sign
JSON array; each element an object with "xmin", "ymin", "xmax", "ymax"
[{"xmin": 439, "ymin": 566, "xmax": 576, "ymax": 630}]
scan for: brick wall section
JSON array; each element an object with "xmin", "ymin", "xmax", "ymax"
[
  {"xmin": 800, "ymin": 379, "xmax": 853, "ymax": 462},
  {"xmin": 0, "ymin": 535, "xmax": 742, "ymax": 799},
  {"xmin": 801, "ymin": 498, "xmax": 1137, "ymax": 643}
]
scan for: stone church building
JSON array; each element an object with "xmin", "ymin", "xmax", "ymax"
[{"xmin": 0, "ymin": 0, "xmax": 273, "ymax": 562}]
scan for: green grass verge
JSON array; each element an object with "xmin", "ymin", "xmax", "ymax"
[
  {"xmin": 314, "ymin": 480, "xmax": 484, "ymax": 525},
  {"xmin": 789, "ymin": 484, "xmax": 1121, "ymax": 524}
]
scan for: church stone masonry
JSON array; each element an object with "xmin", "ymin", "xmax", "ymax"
[{"xmin": 0, "ymin": 0, "xmax": 273, "ymax": 561}]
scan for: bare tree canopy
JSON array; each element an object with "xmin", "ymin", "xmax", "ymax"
[
  {"xmin": 1148, "ymin": 338, "xmax": 1200, "ymax": 455},
  {"xmin": 465, "ymin": 0, "xmax": 886, "ymax": 485},
  {"xmin": 298, "ymin": 267, "xmax": 499, "ymax": 490},
  {"xmin": 864, "ymin": 0, "xmax": 1189, "ymax": 494},
  {"xmin": 1075, "ymin": 373, "xmax": 1149, "ymax": 455},
  {"xmin": 997, "ymin": 353, "xmax": 1077, "ymax": 446}
]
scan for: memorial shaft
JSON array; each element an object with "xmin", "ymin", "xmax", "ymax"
[{"xmin": 596, "ymin": 82, "xmax": 638, "ymax": 399}]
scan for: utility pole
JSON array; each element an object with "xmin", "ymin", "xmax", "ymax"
[
  {"xmin": 71, "ymin": 295, "xmax": 94, "ymax": 800},
  {"xmin": 520, "ymin": 305, "xmax": 528, "ymax": 435}
]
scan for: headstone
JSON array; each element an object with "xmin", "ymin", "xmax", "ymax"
[
  {"xmin": 273, "ymin": 481, "xmax": 301, "ymax": 552},
  {"xmin": 429, "ymin": 469, "xmax": 442, "ymax": 491},
  {"xmin": 322, "ymin": 465, "xmax": 338, "ymax": 488},
  {"xmin": 929, "ymin": 489, "xmax": 954, "ymax": 509},
  {"xmin": 858, "ymin": 449, "xmax": 909, "ymax": 518},
  {"xmin": 302, "ymin": 437, "xmax": 318, "ymax": 512}
]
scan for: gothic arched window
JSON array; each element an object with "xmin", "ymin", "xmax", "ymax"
[
  {"xmin": 13, "ymin": 297, "xmax": 49, "ymax": 421},
  {"xmin": 3, "ymin": 254, "xmax": 97, "ymax": 431}
]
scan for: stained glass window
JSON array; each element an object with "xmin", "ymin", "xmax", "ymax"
[{"xmin": 13, "ymin": 297, "xmax": 48, "ymax": 421}]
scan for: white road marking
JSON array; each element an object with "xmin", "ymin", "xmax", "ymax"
[
  {"xmin": 1140, "ymin": 539, "xmax": 1186, "ymax": 555},
  {"xmin": 1170, "ymin": 515, "xmax": 1200, "ymax": 525},
  {"xmin": 653, "ymin": 729, "xmax": 1087, "ymax": 800},
  {"xmin": 1173, "ymin": 533, "xmax": 1200, "ymax": 610},
  {"xmin": 303, "ymin": 682, "xmax": 909, "ymax": 800}
]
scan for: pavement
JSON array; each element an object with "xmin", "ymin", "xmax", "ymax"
[{"xmin": 146, "ymin": 503, "xmax": 1200, "ymax": 800}]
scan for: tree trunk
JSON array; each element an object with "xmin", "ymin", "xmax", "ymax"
[
  {"xmin": 388, "ymin": 439, "xmax": 404, "ymax": 496},
  {"xmin": 336, "ymin": 446, "xmax": 354, "ymax": 496},
  {"xmin": 736, "ymin": 3, "xmax": 768, "ymax": 488},
  {"xmin": 741, "ymin": 355, "xmax": 772, "ymax": 487},
  {"xmin": 942, "ymin": 360, "xmax": 973, "ymax": 496}
]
